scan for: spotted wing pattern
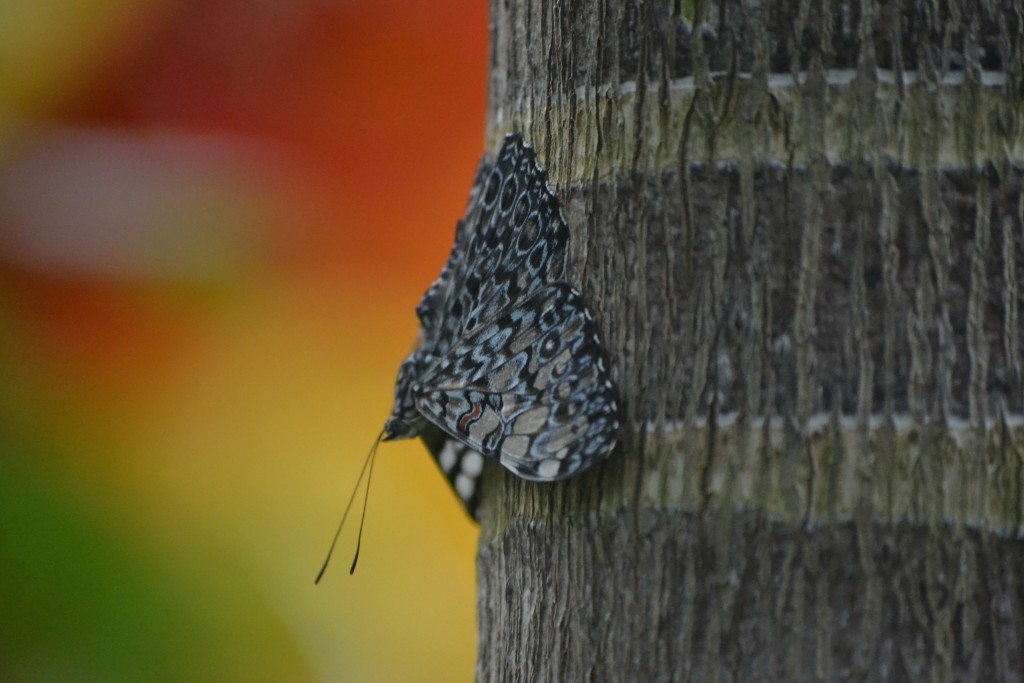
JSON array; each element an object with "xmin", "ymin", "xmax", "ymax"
[
  {"xmin": 416, "ymin": 424, "xmax": 482, "ymax": 517},
  {"xmin": 417, "ymin": 138, "xmax": 569, "ymax": 358},
  {"xmin": 386, "ymin": 133, "xmax": 618, "ymax": 520},
  {"xmin": 416, "ymin": 283, "xmax": 618, "ymax": 482}
]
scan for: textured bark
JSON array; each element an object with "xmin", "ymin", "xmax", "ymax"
[{"xmin": 476, "ymin": 1, "xmax": 1024, "ymax": 681}]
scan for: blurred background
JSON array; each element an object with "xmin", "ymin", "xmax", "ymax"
[{"xmin": 0, "ymin": 1, "xmax": 487, "ymax": 680}]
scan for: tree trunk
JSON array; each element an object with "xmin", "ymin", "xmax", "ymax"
[{"xmin": 475, "ymin": 1, "xmax": 1024, "ymax": 681}]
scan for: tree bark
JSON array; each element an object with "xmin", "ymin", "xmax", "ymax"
[{"xmin": 476, "ymin": 1, "xmax": 1024, "ymax": 681}]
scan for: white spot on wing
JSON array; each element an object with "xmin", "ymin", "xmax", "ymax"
[
  {"xmin": 538, "ymin": 459, "xmax": 560, "ymax": 479},
  {"xmin": 439, "ymin": 441, "xmax": 458, "ymax": 473},
  {"xmin": 455, "ymin": 473, "xmax": 475, "ymax": 501},
  {"xmin": 461, "ymin": 451, "xmax": 484, "ymax": 476}
]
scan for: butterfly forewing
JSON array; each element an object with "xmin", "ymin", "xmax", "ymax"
[
  {"xmin": 415, "ymin": 219, "xmax": 467, "ymax": 349},
  {"xmin": 433, "ymin": 137, "xmax": 569, "ymax": 348}
]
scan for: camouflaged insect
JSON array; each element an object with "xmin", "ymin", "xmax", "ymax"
[{"xmin": 383, "ymin": 133, "xmax": 619, "ymax": 519}]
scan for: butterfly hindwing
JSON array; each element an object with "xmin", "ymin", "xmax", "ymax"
[{"xmin": 415, "ymin": 283, "xmax": 619, "ymax": 482}]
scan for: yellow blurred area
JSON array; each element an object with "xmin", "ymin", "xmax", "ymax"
[{"xmin": 0, "ymin": 1, "xmax": 487, "ymax": 680}]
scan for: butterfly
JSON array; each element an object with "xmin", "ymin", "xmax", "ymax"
[
  {"xmin": 316, "ymin": 134, "xmax": 619, "ymax": 581},
  {"xmin": 383, "ymin": 133, "xmax": 619, "ymax": 520}
]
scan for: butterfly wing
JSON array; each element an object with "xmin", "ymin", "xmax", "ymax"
[
  {"xmin": 415, "ymin": 218, "xmax": 467, "ymax": 345},
  {"xmin": 414, "ymin": 152, "xmax": 486, "ymax": 353},
  {"xmin": 417, "ymin": 424, "xmax": 483, "ymax": 519},
  {"xmin": 423, "ymin": 135, "xmax": 569, "ymax": 356},
  {"xmin": 415, "ymin": 283, "xmax": 619, "ymax": 482},
  {"xmin": 403, "ymin": 135, "xmax": 618, "ymax": 518}
]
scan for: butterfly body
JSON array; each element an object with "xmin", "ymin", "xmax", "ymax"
[{"xmin": 384, "ymin": 134, "xmax": 619, "ymax": 519}]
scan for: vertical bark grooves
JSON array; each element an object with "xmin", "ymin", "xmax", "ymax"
[
  {"xmin": 479, "ymin": 513, "xmax": 1024, "ymax": 682},
  {"xmin": 477, "ymin": 1, "xmax": 1024, "ymax": 681}
]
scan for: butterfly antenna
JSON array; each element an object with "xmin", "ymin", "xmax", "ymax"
[
  {"xmin": 315, "ymin": 429, "xmax": 384, "ymax": 584},
  {"xmin": 348, "ymin": 431, "xmax": 379, "ymax": 575}
]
